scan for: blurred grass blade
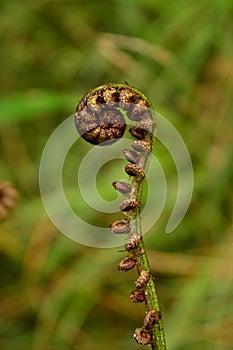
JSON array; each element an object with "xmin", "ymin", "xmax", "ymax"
[{"xmin": 0, "ymin": 90, "xmax": 77, "ymax": 125}]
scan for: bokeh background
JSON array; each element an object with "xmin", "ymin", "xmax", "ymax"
[{"xmin": 0, "ymin": 1, "xmax": 232, "ymax": 349}]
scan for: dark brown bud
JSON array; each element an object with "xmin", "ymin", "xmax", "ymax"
[
  {"xmin": 75, "ymin": 102, "xmax": 126, "ymax": 145},
  {"xmin": 75, "ymin": 83, "xmax": 153, "ymax": 145},
  {"xmin": 119, "ymin": 92, "xmax": 142, "ymax": 107},
  {"xmin": 129, "ymin": 127, "xmax": 148, "ymax": 140},
  {"xmin": 123, "ymin": 149, "xmax": 140, "ymax": 164},
  {"xmin": 101, "ymin": 87, "xmax": 120, "ymax": 103},
  {"xmin": 125, "ymin": 164, "xmax": 145, "ymax": 178},
  {"xmin": 132, "ymin": 140, "xmax": 152, "ymax": 152},
  {"xmin": 130, "ymin": 289, "xmax": 145, "ymax": 303},
  {"xmin": 129, "ymin": 118, "xmax": 155, "ymax": 139},
  {"xmin": 127, "ymin": 102, "xmax": 152, "ymax": 121},
  {"xmin": 109, "ymin": 220, "xmax": 130, "ymax": 234},
  {"xmin": 136, "ymin": 118, "xmax": 156, "ymax": 134},
  {"xmin": 143, "ymin": 310, "xmax": 161, "ymax": 330},
  {"xmin": 120, "ymin": 198, "xmax": 140, "ymax": 212},
  {"xmin": 125, "ymin": 236, "xmax": 141, "ymax": 251},
  {"xmin": 133, "ymin": 328, "xmax": 152, "ymax": 345},
  {"xmin": 112, "ymin": 181, "xmax": 132, "ymax": 195},
  {"xmin": 0, "ymin": 181, "xmax": 18, "ymax": 220},
  {"xmin": 135, "ymin": 270, "xmax": 151, "ymax": 289},
  {"xmin": 118, "ymin": 256, "xmax": 136, "ymax": 271}
]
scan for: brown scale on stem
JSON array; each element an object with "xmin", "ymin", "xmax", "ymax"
[
  {"xmin": 135, "ymin": 270, "xmax": 151, "ymax": 289},
  {"xmin": 144, "ymin": 310, "xmax": 162, "ymax": 330},
  {"xmin": 118, "ymin": 256, "xmax": 136, "ymax": 271},
  {"xmin": 130, "ymin": 289, "xmax": 145, "ymax": 303},
  {"xmin": 125, "ymin": 236, "xmax": 141, "ymax": 252},
  {"xmin": 123, "ymin": 149, "xmax": 140, "ymax": 164},
  {"xmin": 119, "ymin": 198, "xmax": 140, "ymax": 212},
  {"xmin": 109, "ymin": 219, "xmax": 130, "ymax": 234},
  {"xmin": 112, "ymin": 181, "xmax": 132, "ymax": 195},
  {"xmin": 134, "ymin": 328, "xmax": 152, "ymax": 345},
  {"xmin": 132, "ymin": 139, "xmax": 152, "ymax": 152},
  {"xmin": 125, "ymin": 163, "xmax": 145, "ymax": 178}
]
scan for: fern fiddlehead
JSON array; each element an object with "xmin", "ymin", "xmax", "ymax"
[{"xmin": 75, "ymin": 83, "xmax": 166, "ymax": 349}]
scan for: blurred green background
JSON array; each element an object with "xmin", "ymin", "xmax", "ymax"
[{"xmin": 0, "ymin": 0, "xmax": 232, "ymax": 349}]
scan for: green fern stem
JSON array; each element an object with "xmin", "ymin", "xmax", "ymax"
[{"xmin": 127, "ymin": 128, "xmax": 166, "ymax": 349}]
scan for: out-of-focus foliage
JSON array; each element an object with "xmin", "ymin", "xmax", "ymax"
[{"xmin": 0, "ymin": 0, "xmax": 232, "ymax": 349}]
